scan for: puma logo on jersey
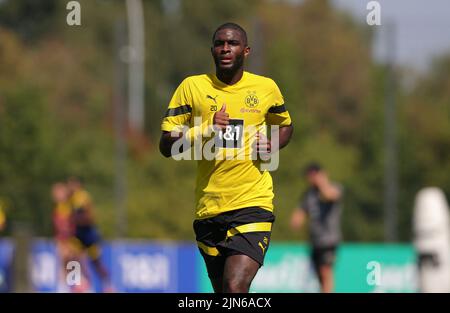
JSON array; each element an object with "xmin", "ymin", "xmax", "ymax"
[
  {"xmin": 258, "ymin": 242, "xmax": 266, "ymax": 254},
  {"xmin": 206, "ymin": 94, "xmax": 218, "ymax": 103}
]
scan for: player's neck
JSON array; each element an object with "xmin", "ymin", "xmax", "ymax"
[{"xmin": 216, "ymin": 68, "xmax": 244, "ymax": 86}]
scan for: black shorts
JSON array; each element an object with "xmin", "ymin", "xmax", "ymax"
[
  {"xmin": 75, "ymin": 225, "xmax": 101, "ymax": 247},
  {"xmin": 311, "ymin": 245, "xmax": 337, "ymax": 269},
  {"xmin": 193, "ymin": 207, "xmax": 275, "ymax": 279},
  {"xmin": 72, "ymin": 225, "xmax": 102, "ymax": 260}
]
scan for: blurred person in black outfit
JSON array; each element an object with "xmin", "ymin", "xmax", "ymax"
[{"xmin": 290, "ymin": 163, "xmax": 343, "ymax": 293}]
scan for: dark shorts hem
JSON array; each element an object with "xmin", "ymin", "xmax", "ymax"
[{"xmin": 194, "ymin": 207, "xmax": 275, "ymax": 279}]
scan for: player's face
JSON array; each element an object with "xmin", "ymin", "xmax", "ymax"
[
  {"xmin": 52, "ymin": 184, "xmax": 68, "ymax": 202},
  {"xmin": 307, "ymin": 171, "xmax": 319, "ymax": 186},
  {"xmin": 211, "ymin": 28, "xmax": 250, "ymax": 73}
]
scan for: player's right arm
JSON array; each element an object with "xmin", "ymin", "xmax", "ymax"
[
  {"xmin": 159, "ymin": 132, "xmax": 182, "ymax": 158},
  {"xmin": 159, "ymin": 104, "xmax": 229, "ymax": 157},
  {"xmin": 160, "ymin": 78, "xmax": 194, "ymax": 158},
  {"xmin": 160, "ymin": 78, "xmax": 228, "ymax": 158}
]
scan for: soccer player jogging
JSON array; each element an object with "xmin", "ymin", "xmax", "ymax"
[{"xmin": 159, "ymin": 23, "xmax": 293, "ymax": 293}]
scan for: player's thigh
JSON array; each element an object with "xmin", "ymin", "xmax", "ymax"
[{"xmin": 223, "ymin": 253, "xmax": 260, "ymax": 283}]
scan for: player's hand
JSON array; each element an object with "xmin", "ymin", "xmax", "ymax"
[
  {"xmin": 290, "ymin": 210, "xmax": 303, "ymax": 231},
  {"xmin": 256, "ymin": 131, "xmax": 271, "ymax": 160},
  {"xmin": 314, "ymin": 171, "xmax": 328, "ymax": 187},
  {"xmin": 213, "ymin": 104, "xmax": 229, "ymax": 131}
]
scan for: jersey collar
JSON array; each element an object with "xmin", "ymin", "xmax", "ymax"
[{"xmin": 212, "ymin": 71, "xmax": 248, "ymax": 90}]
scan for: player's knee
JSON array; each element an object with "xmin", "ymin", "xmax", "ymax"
[{"xmin": 223, "ymin": 277, "xmax": 250, "ymax": 293}]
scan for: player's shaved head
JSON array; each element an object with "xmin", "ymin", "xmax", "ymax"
[{"xmin": 212, "ymin": 22, "xmax": 248, "ymax": 46}]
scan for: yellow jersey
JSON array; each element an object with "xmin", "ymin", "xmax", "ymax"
[
  {"xmin": 69, "ymin": 189, "xmax": 91, "ymax": 211},
  {"xmin": 161, "ymin": 71, "xmax": 292, "ymax": 219}
]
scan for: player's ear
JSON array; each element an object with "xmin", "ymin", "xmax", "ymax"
[{"xmin": 244, "ymin": 46, "xmax": 251, "ymax": 58}]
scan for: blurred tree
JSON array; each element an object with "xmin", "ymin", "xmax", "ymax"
[{"xmin": 0, "ymin": 0, "xmax": 59, "ymax": 42}]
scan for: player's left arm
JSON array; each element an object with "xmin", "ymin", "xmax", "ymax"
[
  {"xmin": 276, "ymin": 124, "xmax": 293, "ymax": 150},
  {"xmin": 261, "ymin": 80, "xmax": 293, "ymax": 153},
  {"xmin": 257, "ymin": 125, "xmax": 293, "ymax": 154}
]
